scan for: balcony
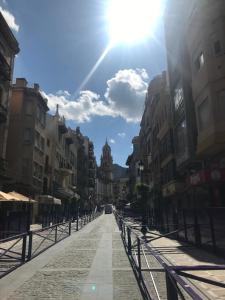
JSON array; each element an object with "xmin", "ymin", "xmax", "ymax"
[
  {"xmin": 0, "ymin": 104, "xmax": 7, "ymax": 124},
  {"xmin": 65, "ymin": 133, "xmax": 73, "ymax": 145},
  {"xmin": 58, "ymin": 161, "xmax": 73, "ymax": 176},
  {"xmin": 53, "ymin": 181, "xmax": 73, "ymax": 199},
  {"xmin": 0, "ymin": 52, "xmax": 10, "ymax": 81}
]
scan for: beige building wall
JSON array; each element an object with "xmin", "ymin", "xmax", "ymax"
[
  {"xmin": 180, "ymin": 0, "xmax": 225, "ymax": 159},
  {"xmin": 6, "ymin": 78, "xmax": 48, "ymax": 196},
  {"xmin": 0, "ymin": 12, "xmax": 19, "ymax": 188}
]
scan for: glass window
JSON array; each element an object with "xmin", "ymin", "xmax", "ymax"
[
  {"xmin": 214, "ymin": 40, "xmax": 222, "ymax": 55},
  {"xmin": 174, "ymin": 81, "xmax": 184, "ymax": 110},
  {"xmin": 176, "ymin": 119, "xmax": 187, "ymax": 156},
  {"xmin": 198, "ymin": 98, "xmax": 210, "ymax": 131},
  {"xmin": 41, "ymin": 137, "xmax": 45, "ymax": 151},
  {"xmin": 24, "ymin": 128, "xmax": 32, "ymax": 143},
  {"xmin": 218, "ymin": 90, "xmax": 225, "ymax": 120},
  {"xmin": 195, "ymin": 52, "xmax": 204, "ymax": 71},
  {"xmin": 25, "ymin": 101, "xmax": 32, "ymax": 115}
]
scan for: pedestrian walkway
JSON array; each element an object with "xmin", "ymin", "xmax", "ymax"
[
  {"xmin": 150, "ymin": 233, "xmax": 225, "ymax": 299},
  {"xmin": 0, "ymin": 215, "xmax": 143, "ymax": 300}
]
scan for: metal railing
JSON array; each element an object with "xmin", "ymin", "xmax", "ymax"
[
  {"xmin": 114, "ymin": 211, "xmax": 225, "ymax": 300},
  {"xmin": 0, "ymin": 232, "xmax": 27, "ymax": 279},
  {"xmin": 0, "ymin": 211, "xmax": 102, "ymax": 279}
]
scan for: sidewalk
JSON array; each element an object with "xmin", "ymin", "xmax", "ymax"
[
  {"xmin": 0, "ymin": 215, "xmax": 143, "ymax": 300},
  {"xmin": 149, "ymin": 233, "xmax": 225, "ymax": 299}
]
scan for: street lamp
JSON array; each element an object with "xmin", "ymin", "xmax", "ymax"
[{"xmin": 138, "ymin": 160, "xmax": 147, "ymax": 238}]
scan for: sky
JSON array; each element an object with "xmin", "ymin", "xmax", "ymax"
[{"xmin": 0, "ymin": 0, "xmax": 167, "ymax": 166}]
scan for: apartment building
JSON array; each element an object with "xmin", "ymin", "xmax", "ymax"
[
  {"xmin": 0, "ymin": 12, "xmax": 19, "ymax": 188},
  {"xmin": 165, "ymin": 0, "xmax": 225, "ymax": 207},
  {"xmin": 6, "ymin": 79, "xmax": 48, "ymax": 196}
]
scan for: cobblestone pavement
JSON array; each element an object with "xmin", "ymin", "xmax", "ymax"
[{"xmin": 0, "ymin": 215, "xmax": 143, "ymax": 300}]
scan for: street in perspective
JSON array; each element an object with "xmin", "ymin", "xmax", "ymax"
[{"xmin": 1, "ymin": 0, "xmax": 225, "ymax": 299}]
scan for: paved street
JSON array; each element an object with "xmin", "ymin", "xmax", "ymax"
[{"xmin": 0, "ymin": 215, "xmax": 143, "ymax": 300}]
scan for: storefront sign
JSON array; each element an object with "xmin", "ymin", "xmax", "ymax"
[{"xmin": 189, "ymin": 169, "xmax": 225, "ymax": 186}]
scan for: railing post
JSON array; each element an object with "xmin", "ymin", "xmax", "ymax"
[
  {"xmin": 21, "ymin": 235, "xmax": 27, "ymax": 262},
  {"xmin": 127, "ymin": 227, "xmax": 131, "ymax": 255},
  {"xmin": 209, "ymin": 209, "xmax": 216, "ymax": 252},
  {"xmin": 69, "ymin": 221, "xmax": 71, "ymax": 235},
  {"xmin": 55, "ymin": 225, "xmax": 57, "ymax": 243},
  {"xmin": 166, "ymin": 272, "xmax": 178, "ymax": 300},
  {"xmin": 76, "ymin": 215, "xmax": 79, "ymax": 231},
  {"xmin": 137, "ymin": 238, "xmax": 142, "ymax": 278},
  {"xmin": 27, "ymin": 231, "xmax": 33, "ymax": 260},
  {"xmin": 183, "ymin": 209, "xmax": 188, "ymax": 241},
  {"xmin": 194, "ymin": 212, "xmax": 201, "ymax": 246}
]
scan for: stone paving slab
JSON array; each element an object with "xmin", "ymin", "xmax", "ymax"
[{"xmin": 0, "ymin": 215, "xmax": 143, "ymax": 300}]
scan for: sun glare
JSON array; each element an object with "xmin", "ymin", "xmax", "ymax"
[{"xmin": 107, "ymin": 0, "xmax": 163, "ymax": 45}]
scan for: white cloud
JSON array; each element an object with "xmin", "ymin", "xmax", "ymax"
[
  {"xmin": 0, "ymin": 6, "xmax": 19, "ymax": 32},
  {"xmin": 42, "ymin": 90, "xmax": 116, "ymax": 123},
  {"xmin": 118, "ymin": 132, "xmax": 126, "ymax": 138},
  {"xmin": 105, "ymin": 68, "xmax": 148, "ymax": 122},
  {"xmin": 42, "ymin": 68, "xmax": 149, "ymax": 124},
  {"xmin": 109, "ymin": 139, "xmax": 115, "ymax": 144}
]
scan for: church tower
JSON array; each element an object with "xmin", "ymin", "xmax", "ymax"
[{"xmin": 97, "ymin": 140, "xmax": 114, "ymax": 203}]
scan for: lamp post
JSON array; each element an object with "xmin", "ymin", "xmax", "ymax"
[{"xmin": 138, "ymin": 161, "xmax": 147, "ymax": 238}]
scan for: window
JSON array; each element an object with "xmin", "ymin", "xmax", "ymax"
[
  {"xmin": 47, "ymin": 139, "xmax": 50, "ymax": 147},
  {"xmin": 22, "ymin": 158, "xmax": 29, "ymax": 176},
  {"xmin": 217, "ymin": 90, "xmax": 225, "ymax": 120},
  {"xmin": 198, "ymin": 98, "xmax": 210, "ymax": 131},
  {"xmin": 195, "ymin": 52, "xmax": 204, "ymax": 71},
  {"xmin": 25, "ymin": 101, "xmax": 32, "ymax": 115},
  {"xmin": 24, "ymin": 128, "xmax": 32, "ymax": 143},
  {"xmin": 41, "ymin": 137, "xmax": 45, "ymax": 151},
  {"xmin": 174, "ymin": 81, "xmax": 184, "ymax": 110},
  {"xmin": 214, "ymin": 40, "xmax": 222, "ymax": 55},
  {"xmin": 0, "ymin": 88, "xmax": 3, "ymax": 106},
  {"xmin": 176, "ymin": 119, "xmax": 187, "ymax": 156},
  {"xmin": 35, "ymin": 131, "xmax": 40, "ymax": 148}
]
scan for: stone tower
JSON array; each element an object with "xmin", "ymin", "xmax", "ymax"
[{"xmin": 97, "ymin": 140, "xmax": 114, "ymax": 203}]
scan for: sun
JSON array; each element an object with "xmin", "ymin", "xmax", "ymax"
[{"xmin": 106, "ymin": 0, "xmax": 163, "ymax": 45}]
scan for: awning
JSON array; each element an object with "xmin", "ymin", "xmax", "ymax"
[
  {"xmin": 37, "ymin": 195, "xmax": 62, "ymax": 205},
  {"xmin": 0, "ymin": 191, "xmax": 36, "ymax": 202}
]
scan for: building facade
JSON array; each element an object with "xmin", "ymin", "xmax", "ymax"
[
  {"xmin": 165, "ymin": 0, "xmax": 225, "ymax": 208},
  {"xmin": 0, "ymin": 12, "xmax": 19, "ymax": 189},
  {"xmin": 6, "ymin": 79, "xmax": 49, "ymax": 196}
]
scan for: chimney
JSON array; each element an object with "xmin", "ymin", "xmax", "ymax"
[{"xmin": 15, "ymin": 78, "xmax": 27, "ymax": 87}]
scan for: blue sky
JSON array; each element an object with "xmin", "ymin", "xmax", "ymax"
[{"xmin": 1, "ymin": 0, "xmax": 167, "ymax": 166}]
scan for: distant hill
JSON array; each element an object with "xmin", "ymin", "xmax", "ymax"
[{"xmin": 113, "ymin": 164, "xmax": 128, "ymax": 180}]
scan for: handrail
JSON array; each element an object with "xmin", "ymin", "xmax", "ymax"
[
  {"xmin": 0, "ymin": 210, "xmax": 103, "ymax": 279},
  {"xmin": 114, "ymin": 211, "xmax": 225, "ymax": 300}
]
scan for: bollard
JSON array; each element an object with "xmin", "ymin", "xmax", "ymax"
[
  {"xmin": 137, "ymin": 238, "xmax": 142, "ymax": 278},
  {"xmin": 76, "ymin": 216, "xmax": 79, "ymax": 231},
  {"xmin": 127, "ymin": 227, "xmax": 131, "ymax": 255},
  {"xmin": 27, "ymin": 231, "xmax": 33, "ymax": 260},
  {"xmin": 69, "ymin": 221, "xmax": 71, "ymax": 235},
  {"xmin": 55, "ymin": 226, "xmax": 58, "ymax": 243},
  {"xmin": 21, "ymin": 235, "xmax": 27, "ymax": 262}
]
